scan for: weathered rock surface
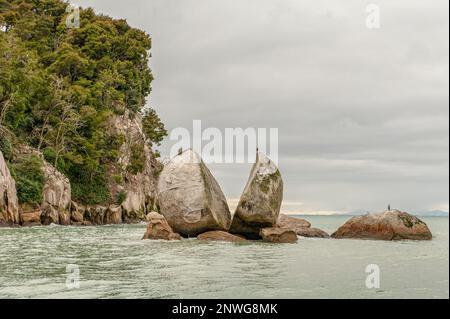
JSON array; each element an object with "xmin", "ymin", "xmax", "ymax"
[
  {"xmin": 85, "ymin": 206, "xmax": 107, "ymax": 225},
  {"xmin": 142, "ymin": 212, "xmax": 181, "ymax": 240},
  {"xmin": 277, "ymin": 214, "xmax": 311, "ymax": 230},
  {"xmin": 70, "ymin": 201, "xmax": 84, "ymax": 223},
  {"xmin": 0, "ymin": 150, "xmax": 20, "ymax": 226},
  {"xmin": 331, "ymin": 210, "xmax": 432, "ymax": 241},
  {"xmin": 157, "ymin": 150, "xmax": 231, "ymax": 236},
  {"xmin": 41, "ymin": 160, "xmax": 71, "ymax": 216},
  {"xmin": 18, "ymin": 146, "xmax": 72, "ymax": 224},
  {"xmin": 276, "ymin": 214, "xmax": 329, "ymax": 238},
  {"xmin": 41, "ymin": 205, "xmax": 59, "ymax": 225},
  {"xmin": 105, "ymin": 205, "xmax": 123, "ymax": 224},
  {"xmin": 197, "ymin": 231, "xmax": 247, "ymax": 243},
  {"xmin": 20, "ymin": 210, "xmax": 42, "ymax": 227},
  {"xmin": 260, "ymin": 227, "xmax": 298, "ymax": 243},
  {"xmin": 230, "ymin": 152, "xmax": 283, "ymax": 238},
  {"xmin": 110, "ymin": 112, "xmax": 160, "ymax": 223},
  {"xmin": 58, "ymin": 209, "xmax": 71, "ymax": 225},
  {"xmin": 296, "ymin": 227, "xmax": 330, "ymax": 238}
]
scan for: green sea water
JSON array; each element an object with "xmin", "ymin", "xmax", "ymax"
[{"xmin": 0, "ymin": 216, "xmax": 448, "ymax": 299}]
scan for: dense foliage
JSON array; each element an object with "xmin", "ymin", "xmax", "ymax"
[
  {"xmin": 9, "ymin": 154, "xmax": 45, "ymax": 206},
  {"xmin": 0, "ymin": 0, "xmax": 166, "ymax": 204}
]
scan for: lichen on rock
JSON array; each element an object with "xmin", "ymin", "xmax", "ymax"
[{"xmin": 230, "ymin": 152, "xmax": 283, "ymax": 238}]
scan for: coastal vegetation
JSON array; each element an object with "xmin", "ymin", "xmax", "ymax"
[{"xmin": 0, "ymin": 0, "xmax": 166, "ymax": 207}]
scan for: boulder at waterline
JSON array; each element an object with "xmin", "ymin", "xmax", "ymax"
[
  {"xmin": 105, "ymin": 205, "xmax": 123, "ymax": 224},
  {"xmin": 230, "ymin": 152, "xmax": 283, "ymax": 238},
  {"xmin": 20, "ymin": 210, "xmax": 42, "ymax": 227},
  {"xmin": 296, "ymin": 227, "xmax": 330, "ymax": 238},
  {"xmin": 331, "ymin": 210, "xmax": 432, "ymax": 241},
  {"xmin": 156, "ymin": 149, "xmax": 231, "ymax": 236},
  {"xmin": 0, "ymin": 150, "xmax": 20, "ymax": 226},
  {"xmin": 142, "ymin": 212, "xmax": 181, "ymax": 240},
  {"xmin": 41, "ymin": 159, "xmax": 71, "ymax": 219},
  {"xmin": 70, "ymin": 201, "xmax": 84, "ymax": 223},
  {"xmin": 197, "ymin": 231, "xmax": 247, "ymax": 243},
  {"xmin": 277, "ymin": 214, "xmax": 311, "ymax": 230},
  {"xmin": 41, "ymin": 205, "xmax": 59, "ymax": 225},
  {"xmin": 277, "ymin": 214, "xmax": 329, "ymax": 238},
  {"xmin": 260, "ymin": 227, "xmax": 298, "ymax": 243}
]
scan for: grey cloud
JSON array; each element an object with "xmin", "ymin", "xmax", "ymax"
[{"xmin": 73, "ymin": 0, "xmax": 449, "ymax": 213}]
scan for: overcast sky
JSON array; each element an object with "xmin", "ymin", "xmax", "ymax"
[{"xmin": 73, "ymin": 0, "xmax": 449, "ymax": 214}]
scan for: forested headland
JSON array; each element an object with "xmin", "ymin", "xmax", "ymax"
[{"xmin": 0, "ymin": 0, "xmax": 166, "ymax": 218}]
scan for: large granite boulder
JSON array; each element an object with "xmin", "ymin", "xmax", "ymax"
[
  {"xmin": 230, "ymin": 152, "xmax": 283, "ymax": 238},
  {"xmin": 260, "ymin": 227, "xmax": 298, "ymax": 243},
  {"xmin": 197, "ymin": 231, "xmax": 247, "ymax": 243},
  {"xmin": 157, "ymin": 150, "xmax": 231, "ymax": 236},
  {"xmin": 332, "ymin": 210, "xmax": 432, "ymax": 241},
  {"xmin": 142, "ymin": 212, "xmax": 181, "ymax": 240},
  {"xmin": 277, "ymin": 214, "xmax": 329, "ymax": 238},
  {"xmin": 0, "ymin": 150, "xmax": 19, "ymax": 226}
]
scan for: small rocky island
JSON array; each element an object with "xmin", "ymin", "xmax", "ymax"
[{"xmin": 332, "ymin": 210, "xmax": 432, "ymax": 241}]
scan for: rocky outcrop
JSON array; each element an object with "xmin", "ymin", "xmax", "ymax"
[
  {"xmin": 20, "ymin": 210, "xmax": 41, "ymax": 227},
  {"xmin": 296, "ymin": 227, "xmax": 329, "ymax": 238},
  {"xmin": 70, "ymin": 201, "xmax": 84, "ymax": 223},
  {"xmin": 260, "ymin": 227, "xmax": 298, "ymax": 243},
  {"xmin": 0, "ymin": 150, "xmax": 19, "ymax": 226},
  {"xmin": 331, "ymin": 210, "xmax": 432, "ymax": 241},
  {"xmin": 276, "ymin": 214, "xmax": 329, "ymax": 238},
  {"xmin": 105, "ymin": 205, "xmax": 123, "ymax": 224},
  {"xmin": 84, "ymin": 206, "xmax": 107, "ymax": 225},
  {"xmin": 277, "ymin": 214, "xmax": 311, "ymax": 229},
  {"xmin": 197, "ymin": 231, "xmax": 247, "ymax": 243},
  {"xmin": 142, "ymin": 212, "xmax": 181, "ymax": 240},
  {"xmin": 17, "ymin": 145, "xmax": 72, "ymax": 225},
  {"xmin": 41, "ymin": 160, "xmax": 71, "ymax": 217},
  {"xmin": 41, "ymin": 205, "xmax": 59, "ymax": 225},
  {"xmin": 157, "ymin": 150, "xmax": 231, "ymax": 236},
  {"xmin": 230, "ymin": 152, "xmax": 283, "ymax": 238},
  {"xmin": 109, "ymin": 112, "xmax": 160, "ymax": 223}
]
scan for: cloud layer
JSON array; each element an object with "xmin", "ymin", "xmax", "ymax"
[{"xmin": 73, "ymin": 0, "xmax": 449, "ymax": 213}]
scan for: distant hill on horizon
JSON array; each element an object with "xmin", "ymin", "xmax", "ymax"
[{"xmin": 292, "ymin": 210, "xmax": 449, "ymax": 217}]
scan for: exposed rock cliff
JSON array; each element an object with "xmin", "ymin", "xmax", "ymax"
[
  {"xmin": 108, "ymin": 112, "xmax": 161, "ymax": 223},
  {"xmin": 0, "ymin": 150, "xmax": 19, "ymax": 226},
  {"xmin": 16, "ymin": 146, "xmax": 71, "ymax": 226}
]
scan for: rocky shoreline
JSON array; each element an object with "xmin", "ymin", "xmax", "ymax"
[
  {"xmin": 1, "ymin": 112, "xmax": 160, "ymax": 229},
  {"xmin": 2, "ymin": 147, "xmax": 433, "ymax": 242}
]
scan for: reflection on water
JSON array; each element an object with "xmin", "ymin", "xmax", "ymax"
[{"xmin": 0, "ymin": 217, "xmax": 448, "ymax": 299}]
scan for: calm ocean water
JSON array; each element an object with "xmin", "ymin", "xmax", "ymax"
[{"xmin": 0, "ymin": 216, "xmax": 448, "ymax": 299}]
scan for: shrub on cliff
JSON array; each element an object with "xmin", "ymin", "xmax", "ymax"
[{"xmin": 9, "ymin": 154, "xmax": 44, "ymax": 206}]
